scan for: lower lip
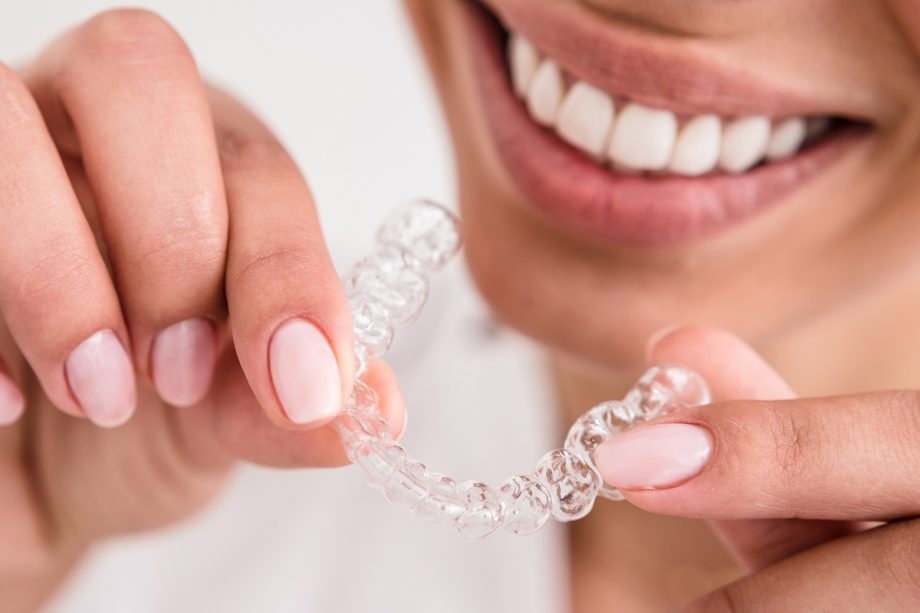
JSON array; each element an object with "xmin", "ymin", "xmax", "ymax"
[{"xmin": 463, "ymin": 2, "xmax": 868, "ymax": 247}]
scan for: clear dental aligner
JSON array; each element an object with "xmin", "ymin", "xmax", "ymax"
[{"xmin": 335, "ymin": 200, "xmax": 711, "ymax": 538}]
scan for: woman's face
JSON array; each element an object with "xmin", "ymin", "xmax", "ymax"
[{"xmin": 406, "ymin": 0, "xmax": 920, "ymax": 374}]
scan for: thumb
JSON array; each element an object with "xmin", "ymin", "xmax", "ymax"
[
  {"xmin": 179, "ymin": 352, "xmax": 407, "ymax": 469},
  {"xmin": 645, "ymin": 325, "xmax": 795, "ymax": 402}
]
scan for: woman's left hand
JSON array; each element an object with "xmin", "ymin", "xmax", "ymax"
[{"xmin": 596, "ymin": 326, "xmax": 920, "ymax": 612}]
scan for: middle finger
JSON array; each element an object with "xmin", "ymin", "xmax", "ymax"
[{"xmin": 27, "ymin": 9, "xmax": 226, "ymax": 407}]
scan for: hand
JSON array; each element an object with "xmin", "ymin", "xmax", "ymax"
[
  {"xmin": 0, "ymin": 8, "xmax": 405, "ymax": 601},
  {"xmin": 596, "ymin": 326, "xmax": 920, "ymax": 611}
]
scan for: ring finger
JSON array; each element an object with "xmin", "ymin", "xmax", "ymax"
[{"xmin": 0, "ymin": 62, "xmax": 134, "ymax": 426}]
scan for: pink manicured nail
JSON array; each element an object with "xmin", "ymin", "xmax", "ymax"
[
  {"xmin": 595, "ymin": 423, "xmax": 712, "ymax": 490},
  {"xmin": 151, "ymin": 318, "xmax": 217, "ymax": 408},
  {"xmin": 65, "ymin": 330, "xmax": 136, "ymax": 428},
  {"xmin": 0, "ymin": 373, "xmax": 25, "ymax": 426},
  {"xmin": 269, "ymin": 319, "xmax": 342, "ymax": 425}
]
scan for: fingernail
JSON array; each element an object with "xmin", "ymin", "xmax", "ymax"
[
  {"xmin": 151, "ymin": 318, "xmax": 217, "ymax": 408},
  {"xmin": 0, "ymin": 373, "xmax": 25, "ymax": 426},
  {"xmin": 595, "ymin": 423, "xmax": 712, "ymax": 490},
  {"xmin": 65, "ymin": 330, "xmax": 136, "ymax": 428},
  {"xmin": 269, "ymin": 319, "xmax": 342, "ymax": 425}
]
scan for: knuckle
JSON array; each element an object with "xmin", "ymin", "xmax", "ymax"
[
  {"xmin": 70, "ymin": 9, "xmax": 191, "ymax": 71},
  {"xmin": 16, "ymin": 240, "xmax": 97, "ymax": 307},
  {"xmin": 764, "ymin": 405, "xmax": 812, "ymax": 480},
  {"xmin": 232, "ymin": 244, "xmax": 320, "ymax": 292},
  {"xmin": 132, "ymin": 218, "xmax": 227, "ymax": 277}
]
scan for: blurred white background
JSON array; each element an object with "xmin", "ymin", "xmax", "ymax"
[
  {"xmin": 2, "ymin": 2, "xmax": 566, "ymax": 612},
  {"xmin": 2, "ymin": 0, "xmax": 455, "ymax": 267}
]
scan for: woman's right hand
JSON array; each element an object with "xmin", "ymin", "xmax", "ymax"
[{"xmin": 0, "ymin": 9, "xmax": 405, "ymax": 608}]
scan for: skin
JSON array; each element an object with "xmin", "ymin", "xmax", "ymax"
[
  {"xmin": 404, "ymin": 0, "xmax": 920, "ymax": 610},
  {"xmin": 0, "ymin": 11, "xmax": 407, "ymax": 612},
  {"xmin": 408, "ymin": 0, "xmax": 920, "ymax": 382},
  {"xmin": 3, "ymin": 2, "xmax": 920, "ymax": 611}
]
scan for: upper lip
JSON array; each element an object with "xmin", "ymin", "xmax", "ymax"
[{"xmin": 480, "ymin": 0, "xmax": 874, "ymax": 122}]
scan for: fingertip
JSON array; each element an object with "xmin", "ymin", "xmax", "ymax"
[
  {"xmin": 393, "ymin": 409, "xmax": 408, "ymax": 441},
  {"xmin": 645, "ymin": 324, "xmax": 731, "ymax": 363},
  {"xmin": 361, "ymin": 360, "xmax": 407, "ymax": 439},
  {"xmin": 644, "ymin": 322, "xmax": 688, "ymax": 362},
  {"xmin": 646, "ymin": 325, "xmax": 795, "ymax": 402}
]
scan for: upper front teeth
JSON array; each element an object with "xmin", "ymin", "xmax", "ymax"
[
  {"xmin": 557, "ymin": 81, "xmax": 615, "ymax": 157},
  {"xmin": 719, "ymin": 116, "xmax": 771, "ymax": 173},
  {"xmin": 608, "ymin": 103, "xmax": 677, "ymax": 171},
  {"xmin": 766, "ymin": 117, "xmax": 807, "ymax": 161},
  {"xmin": 509, "ymin": 34, "xmax": 541, "ymax": 97},
  {"xmin": 508, "ymin": 34, "xmax": 823, "ymax": 176},
  {"xmin": 669, "ymin": 114, "xmax": 721, "ymax": 176},
  {"xmin": 527, "ymin": 60, "xmax": 564, "ymax": 126}
]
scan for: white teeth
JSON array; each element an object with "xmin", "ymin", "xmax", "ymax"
[
  {"xmin": 668, "ymin": 114, "xmax": 721, "ymax": 176},
  {"xmin": 526, "ymin": 60, "xmax": 564, "ymax": 126},
  {"xmin": 508, "ymin": 35, "xmax": 540, "ymax": 98},
  {"xmin": 719, "ymin": 116, "xmax": 770, "ymax": 173},
  {"xmin": 556, "ymin": 82, "xmax": 615, "ymax": 157},
  {"xmin": 509, "ymin": 34, "xmax": 825, "ymax": 176},
  {"xmin": 766, "ymin": 118, "xmax": 807, "ymax": 161},
  {"xmin": 608, "ymin": 103, "xmax": 677, "ymax": 171}
]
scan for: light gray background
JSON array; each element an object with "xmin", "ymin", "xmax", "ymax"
[{"xmin": 2, "ymin": 0, "xmax": 454, "ymax": 267}]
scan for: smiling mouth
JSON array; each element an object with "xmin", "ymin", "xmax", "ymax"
[
  {"xmin": 510, "ymin": 32, "xmax": 832, "ymax": 177},
  {"xmin": 462, "ymin": 0, "xmax": 872, "ymax": 247}
]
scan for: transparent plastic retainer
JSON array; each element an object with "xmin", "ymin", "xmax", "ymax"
[{"xmin": 336, "ymin": 200, "xmax": 710, "ymax": 539}]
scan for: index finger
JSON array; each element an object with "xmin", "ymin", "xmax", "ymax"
[
  {"xmin": 639, "ymin": 325, "xmax": 863, "ymax": 571},
  {"xmin": 597, "ymin": 384, "xmax": 920, "ymax": 521},
  {"xmin": 213, "ymin": 89, "xmax": 355, "ymax": 429},
  {"xmin": 599, "ymin": 326, "xmax": 920, "ymax": 521}
]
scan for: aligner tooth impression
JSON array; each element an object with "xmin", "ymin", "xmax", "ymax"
[{"xmin": 340, "ymin": 200, "xmax": 711, "ymax": 538}]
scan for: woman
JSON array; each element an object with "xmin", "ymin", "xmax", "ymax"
[{"xmin": 4, "ymin": 1, "xmax": 920, "ymax": 610}]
